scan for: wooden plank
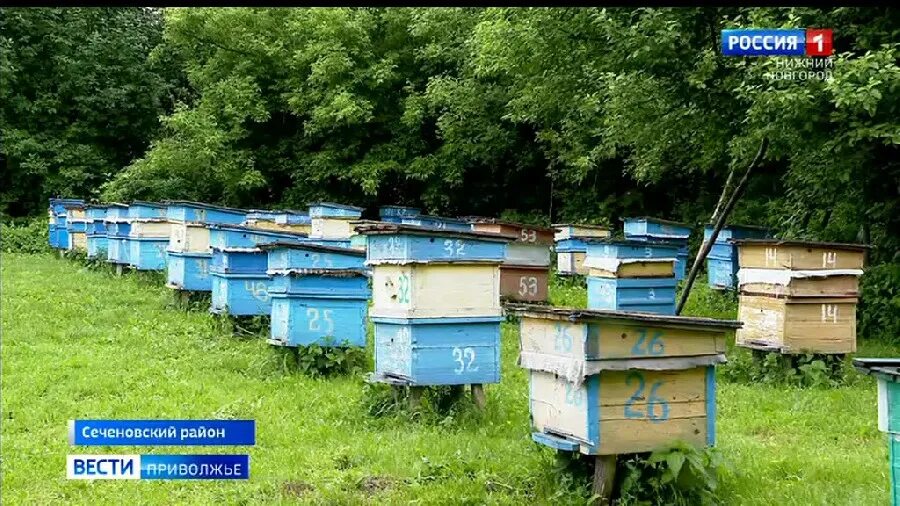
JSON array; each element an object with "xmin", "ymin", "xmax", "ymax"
[
  {"xmin": 598, "ymin": 417, "xmax": 707, "ymax": 455},
  {"xmin": 588, "ymin": 260, "xmax": 675, "ymax": 279},
  {"xmin": 529, "ymin": 370, "xmax": 590, "ymax": 443},
  {"xmin": 311, "ymin": 218, "xmax": 354, "ymax": 239},
  {"xmin": 735, "ymin": 295, "xmax": 786, "ymax": 349},
  {"xmin": 738, "ymin": 242, "xmax": 866, "ymax": 270},
  {"xmin": 599, "ymin": 369, "xmax": 706, "ymax": 411},
  {"xmin": 783, "ymin": 299, "xmax": 856, "ymax": 354},
  {"xmin": 587, "ymin": 324, "xmax": 725, "ymax": 360},
  {"xmin": 500, "ymin": 265, "xmax": 549, "ymax": 302},
  {"xmin": 740, "ymin": 274, "xmax": 859, "ymax": 298}
]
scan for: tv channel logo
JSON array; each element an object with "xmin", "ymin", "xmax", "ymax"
[
  {"xmin": 722, "ymin": 29, "xmax": 833, "ymax": 57},
  {"xmin": 67, "ymin": 455, "xmax": 140, "ymax": 480}
]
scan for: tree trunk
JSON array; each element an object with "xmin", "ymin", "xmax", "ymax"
[{"xmin": 676, "ymin": 138, "xmax": 769, "ymax": 314}]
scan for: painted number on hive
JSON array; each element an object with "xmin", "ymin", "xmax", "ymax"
[
  {"xmin": 822, "ymin": 251, "xmax": 837, "ymax": 268},
  {"xmin": 564, "ymin": 382, "xmax": 585, "ymax": 407},
  {"xmin": 244, "ymin": 281, "xmax": 269, "ymax": 302},
  {"xmin": 397, "ymin": 274, "xmax": 411, "ymax": 303},
  {"xmin": 554, "ymin": 323, "xmax": 573, "ymax": 353},
  {"xmin": 311, "ymin": 253, "xmax": 334, "ymax": 268},
  {"xmin": 765, "ymin": 247, "xmax": 778, "ymax": 266},
  {"xmin": 452, "ymin": 347, "xmax": 477, "ymax": 374},
  {"xmin": 624, "ymin": 371, "xmax": 669, "ymax": 423},
  {"xmin": 307, "ymin": 308, "xmax": 335, "ymax": 334},
  {"xmin": 630, "ymin": 329, "xmax": 665, "ymax": 356},
  {"xmin": 520, "ymin": 229, "xmax": 537, "ymax": 243},
  {"xmin": 821, "ymin": 304, "xmax": 839, "ymax": 323},
  {"xmin": 443, "ymin": 239, "xmax": 466, "ymax": 257},
  {"xmin": 518, "ymin": 276, "xmax": 538, "ymax": 296}
]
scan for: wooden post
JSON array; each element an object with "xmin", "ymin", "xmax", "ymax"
[
  {"xmin": 592, "ymin": 455, "xmax": 617, "ymax": 505},
  {"xmin": 471, "ymin": 384, "xmax": 486, "ymax": 410},
  {"xmin": 115, "ymin": 264, "xmax": 124, "ymax": 276},
  {"xmin": 408, "ymin": 386, "xmax": 423, "ymax": 411}
]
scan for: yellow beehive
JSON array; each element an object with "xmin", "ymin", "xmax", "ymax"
[
  {"xmin": 168, "ymin": 222, "xmax": 212, "ymax": 253},
  {"xmin": 585, "ymin": 258, "xmax": 675, "ymax": 279},
  {"xmin": 552, "ymin": 224, "xmax": 612, "ymax": 242},
  {"xmin": 129, "ymin": 220, "xmax": 171, "ymax": 238},
  {"xmin": 736, "ymin": 239, "xmax": 866, "ymax": 270},
  {"xmin": 69, "ymin": 232, "xmax": 87, "ymax": 251},
  {"xmin": 736, "ymin": 295, "xmax": 858, "ymax": 354},
  {"xmin": 311, "ymin": 217, "xmax": 355, "ymax": 239}
]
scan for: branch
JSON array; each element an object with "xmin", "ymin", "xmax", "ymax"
[{"xmin": 676, "ymin": 137, "xmax": 769, "ymax": 315}]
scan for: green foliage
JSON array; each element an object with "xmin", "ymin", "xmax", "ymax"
[
  {"xmin": 548, "ymin": 273, "xmax": 588, "ymax": 308},
  {"xmin": 858, "ymin": 262, "xmax": 900, "ymax": 343},
  {"xmin": 619, "ymin": 443, "xmax": 729, "ymax": 506},
  {"xmin": 295, "ymin": 340, "xmax": 368, "ymax": 377},
  {"xmin": 720, "ymin": 349, "xmax": 852, "ymax": 388},
  {"xmin": 0, "ymin": 218, "xmax": 49, "ymax": 254}
]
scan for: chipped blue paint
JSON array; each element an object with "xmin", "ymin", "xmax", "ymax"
[
  {"xmin": 623, "ymin": 217, "xmax": 691, "ymax": 239},
  {"xmin": 366, "ymin": 233, "xmax": 506, "ymax": 263},
  {"xmin": 269, "ymin": 294, "xmax": 368, "ymax": 348},
  {"xmin": 555, "ymin": 237, "xmax": 589, "ymax": 253},
  {"xmin": 166, "ymin": 252, "xmax": 213, "ymax": 291},
  {"xmin": 209, "ymin": 272, "xmax": 273, "ymax": 316},
  {"xmin": 372, "ymin": 316, "xmax": 501, "ymax": 386},
  {"xmin": 586, "ymin": 277, "xmax": 677, "ymax": 315},
  {"xmin": 531, "ymin": 432, "xmax": 580, "ymax": 452},
  {"xmin": 209, "ymin": 225, "xmax": 310, "ymax": 250},
  {"xmin": 106, "ymin": 222, "xmax": 132, "ymax": 265},
  {"xmin": 586, "ymin": 375, "xmax": 600, "ymax": 454}
]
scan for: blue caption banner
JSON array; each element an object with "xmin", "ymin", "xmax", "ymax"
[
  {"xmin": 69, "ymin": 419, "xmax": 256, "ymax": 446},
  {"xmin": 721, "ymin": 29, "xmax": 806, "ymax": 56},
  {"xmin": 67, "ymin": 454, "xmax": 250, "ymax": 480}
]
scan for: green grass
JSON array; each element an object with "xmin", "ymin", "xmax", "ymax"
[{"xmin": 0, "ymin": 253, "xmax": 893, "ymax": 504}]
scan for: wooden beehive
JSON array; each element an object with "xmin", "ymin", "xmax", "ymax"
[
  {"xmin": 853, "ymin": 359, "xmax": 900, "ymax": 506},
  {"xmin": 468, "ymin": 218, "xmax": 553, "ymax": 302},
  {"xmin": 379, "ymin": 205, "xmax": 421, "ymax": 224},
  {"xmin": 164, "ymin": 200, "xmax": 247, "ymax": 225},
  {"xmin": 506, "ymin": 303, "xmax": 738, "ymax": 456},
  {"xmin": 553, "ymin": 223, "xmax": 612, "ymax": 242},
  {"xmin": 103, "ymin": 204, "xmax": 131, "ymax": 265},
  {"xmin": 622, "ymin": 217, "xmax": 691, "ymax": 281},
  {"xmin": 128, "ymin": 219, "xmax": 171, "ymax": 271},
  {"xmin": 554, "ymin": 225, "xmax": 611, "ymax": 277},
  {"xmin": 244, "ymin": 210, "xmax": 311, "ymax": 235},
  {"xmin": 63, "ymin": 204, "xmax": 88, "ymax": 252},
  {"xmin": 308, "ymin": 202, "xmax": 364, "ymax": 240},
  {"xmin": 584, "ymin": 240, "xmax": 679, "ymax": 315},
  {"xmin": 500, "ymin": 265, "xmax": 550, "ymax": 303},
  {"xmin": 265, "ymin": 242, "xmax": 369, "ymax": 348},
  {"xmin": 703, "ymin": 224, "xmax": 771, "ymax": 290},
  {"xmin": 734, "ymin": 239, "xmax": 867, "ymax": 355}
]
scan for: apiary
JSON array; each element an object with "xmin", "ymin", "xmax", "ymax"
[
  {"xmin": 357, "ymin": 222, "xmax": 509, "ymax": 398},
  {"xmin": 702, "ymin": 224, "xmax": 771, "ymax": 290},
  {"xmin": 264, "ymin": 242, "xmax": 370, "ymax": 348},
  {"xmin": 734, "ymin": 239, "xmax": 867, "ymax": 355},
  {"xmin": 506, "ymin": 303, "xmax": 739, "ymax": 500},
  {"xmin": 553, "ymin": 224, "xmax": 611, "ymax": 276},
  {"xmin": 622, "ymin": 217, "xmax": 692, "ymax": 281}
]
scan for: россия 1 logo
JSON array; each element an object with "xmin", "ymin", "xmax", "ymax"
[{"xmin": 721, "ymin": 29, "xmax": 833, "ymax": 57}]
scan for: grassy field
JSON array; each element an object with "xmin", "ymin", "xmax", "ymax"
[{"xmin": 0, "ymin": 252, "xmax": 894, "ymax": 504}]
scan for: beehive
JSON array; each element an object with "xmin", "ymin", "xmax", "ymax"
[
  {"xmin": 63, "ymin": 203, "xmax": 88, "ymax": 251},
  {"xmin": 506, "ymin": 303, "xmax": 738, "ymax": 456},
  {"xmin": 852, "ymin": 359, "xmax": 900, "ymax": 506},
  {"xmin": 468, "ymin": 218, "xmax": 555, "ymax": 302},
  {"xmin": 734, "ymin": 239, "xmax": 866, "ymax": 355},
  {"xmin": 264, "ymin": 242, "xmax": 370, "ymax": 348},
  {"xmin": 309, "ymin": 202, "xmax": 364, "ymax": 240},
  {"xmin": 243, "ymin": 209, "xmax": 311, "ymax": 235},
  {"xmin": 622, "ymin": 217, "xmax": 692, "ymax": 281},
  {"xmin": 124, "ymin": 202, "xmax": 169, "ymax": 270},
  {"xmin": 85, "ymin": 205, "xmax": 109, "ymax": 258},
  {"xmin": 104, "ymin": 204, "xmax": 131, "ymax": 265},
  {"xmin": 357, "ymin": 223, "xmax": 509, "ymax": 387},
  {"xmin": 164, "ymin": 201, "xmax": 247, "ymax": 292},
  {"xmin": 553, "ymin": 224, "xmax": 611, "ymax": 276},
  {"xmin": 584, "ymin": 240, "xmax": 679, "ymax": 315},
  {"xmin": 702, "ymin": 224, "xmax": 771, "ymax": 290},
  {"xmin": 379, "ymin": 205, "xmax": 421, "ymax": 224},
  {"xmin": 400, "ymin": 214, "xmax": 472, "ymax": 232}
]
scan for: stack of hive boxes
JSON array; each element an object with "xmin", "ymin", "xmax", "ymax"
[
  {"xmin": 553, "ymin": 224, "xmax": 611, "ymax": 276},
  {"xmin": 85, "ymin": 205, "xmax": 109, "ymax": 258},
  {"xmin": 265, "ymin": 242, "xmax": 370, "ymax": 349},
  {"xmin": 623, "ymin": 217, "xmax": 692, "ymax": 281},
  {"xmin": 64, "ymin": 202, "xmax": 88, "ymax": 252},
  {"xmin": 703, "ymin": 224, "xmax": 771, "ymax": 290},
  {"xmin": 309, "ymin": 202, "xmax": 364, "ymax": 240},
  {"xmin": 467, "ymin": 218, "xmax": 554, "ymax": 303},
  {"xmin": 127, "ymin": 201, "xmax": 169, "ymax": 270},
  {"xmin": 48, "ymin": 198, "xmax": 85, "ymax": 250},
  {"xmin": 165, "ymin": 201, "xmax": 247, "ymax": 293},
  {"xmin": 358, "ymin": 223, "xmax": 509, "ymax": 392},
  {"xmin": 584, "ymin": 239, "xmax": 680, "ymax": 315},
  {"xmin": 734, "ymin": 239, "xmax": 866, "ymax": 355},
  {"xmin": 105, "ymin": 203, "xmax": 131, "ymax": 267}
]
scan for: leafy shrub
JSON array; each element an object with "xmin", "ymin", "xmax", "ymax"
[
  {"xmin": 720, "ymin": 348, "xmax": 850, "ymax": 388},
  {"xmin": 295, "ymin": 340, "xmax": 367, "ymax": 376},
  {"xmin": 858, "ymin": 262, "xmax": 900, "ymax": 343},
  {"xmin": 1, "ymin": 217, "xmax": 50, "ymax": 254},
  {"xmin": 618, "ymin": 442, "xmax": 729, "ymax": 506}
]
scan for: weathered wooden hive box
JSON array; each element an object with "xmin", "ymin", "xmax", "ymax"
[
  {"xmin": 309, "ymin": 202, "xmax": 364, "ymax": 239},
  {"xmin": 584, "ymin": 240, "xmax": 680, "ymax": 315},
  {"xmin": 104, "ymin": 203, "xmax": 131, "ymax": 265},
  {"xmin": 164, "ymin": 201, "xmax": 247, "ymax": 292},
  {"xmin": 734, "ymin": 239, "xmax": 866, "ymax": 355},
  {"xmin": 264, "ymin": 242, "xmax": 370, "ymax": 348},
  {"xmin": 623, "ymin": 217, "xmax": 692, "ymax": 281},
  {"xmin": 379, "ymin": 205, "xmax": 421, "ymax": 224},
  {"xmin": 468, "ymin": 218, "xmax": 555, "ymax": 303},
  {"xmin": 85, "ymin": 205, "xmax": 109, "ymax": 258},
  {"xmin": 853, "ymin": 359, "xmax": 900, "ymax": 506},
  {"xmin": 127, "ymin": 201, "xmax": 169, "ymax": 270},
  {"xmin": 400, "ymin": 214, "xmax": 472, "ymax": 233},
  {"xmin": 553, "ymin": 224, "xmax": 611, "ymax": 276},
  {"xmin": 243, "ymin": 209, "xmax": 312, "ymax": 235},
  {"xmin": 64, "ymin": 203, "xmax": 88, "ymax": 251},
  {"xmin": 507, "ymin": 303, "xmax": 738, "ymax": 456},
  {"xmin": 358, "ymin": 223, "xmax": 509, "ymax": 386},
  {"xmin": 48, "ymin": 198, "xmax": 84, "ymax": 249},
  {"xmin": 703, "ymin": 224, "xmax": 771, "ymax": 290}
]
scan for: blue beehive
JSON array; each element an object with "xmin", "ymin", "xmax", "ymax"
[
  {"xmin": 127, "ymin": 202, "xmax": 168, "ymax": 270},
  {"xmin": 164, "ymin": 201, "xmax": 247, "ymax": 292},
  {"xmin": 400, "ymin": 214, "xmax": 472, "ymax": 232},
  {"xmin": 623, "ymin": 217, "xmax": 692, "ymax": 281},
  {"xmin": 853, "ymin": 358, "xmax": 900, "ymax": 506},
  {"xmin": 357, "ymin": 222, "xmax": 509, "ymax": 389},
  {"xmin": 85, "ymin": 205, "xmax": 109, "ymax": 258},
  {"xmin": 308, "ymin": 202, "xmax": 364, "ymax": 219},
  {"xmin": 48, "ymin": 198, "xmax": 83, "ymax": 248},
  {"xmin": 702, "ymin": 224, "xmax": 771, "ymax": 290},
  {"xmin": 584, "ymin": 239, "xmax": 679, "ymax": 315},
  {"xmin": 64, "ymin": 203, "xmax": 88, "ymax": 251},
  {"xmin": 105, "ymin": 203, "xmax": 131, "ymax": 265},
  {"xmin": 264, "ymin": 242, "xmax": 369, "ymax": 348},
  {"xmin": 379, "ymin": 205, "xmax": 421, "ymax": 224}
]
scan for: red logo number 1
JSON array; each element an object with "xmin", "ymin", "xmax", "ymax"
[{"xmin": 806, "ymin": 29, "xmax": 833, "ymax": 57}]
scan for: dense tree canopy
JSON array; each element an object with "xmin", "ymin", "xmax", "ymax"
[{"xmin": 2, "ymin": 7, "xmax": 897, "ymax": 263}]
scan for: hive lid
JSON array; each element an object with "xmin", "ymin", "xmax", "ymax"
[
  {"xmin": 504, "ymin": 303, "xmax": 742, "ymax": 330},
  {"xmin": 130, "ymin": 200, "xmax": 165, "ymax": 208},
  {"xmin": 307, "ymin": 202, "xmax": 365, "ymax": 211},
  {"xmin": 581, "ymin": 237, "xmax": 683, "ymax": 248},
  {"xmin": 733, "ymin": 238, "xmax": 870, "ymax": 251},
  {"xmin": 463, "ymin": 216, "xmax": 555, "ymax": 232},
  {"xmin": 853, "ymin": 358, "xmax": 900, "ymax": 381},
  {"xmin": 621, "ymin": 216, "xmax": 691, "ymax": 227},
  {"xmin": 354, "ymin": 222, "xmax": 510, "ymax": 242},
  {"xmin": 257, "ymin": 241, "xmax": 366, "ymax": 256},
  {"xmin": 163, "ymin": 200, "xmax": 248, "ymax": 213},
  {"xmin": 266, "ymin": 267, "xmax": 369, "ymax": 277},
  {"xmin": 208, "ymin": 223, "xmax": 309, "ymax": 238},
  {"xmin": 551, "ymin": 223, "xmax": 611, "ymax": 230}
]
